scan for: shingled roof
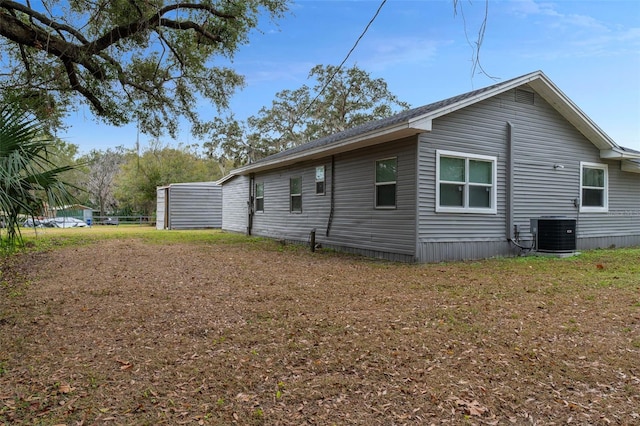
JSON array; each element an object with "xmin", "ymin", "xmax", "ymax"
[
  {"xmin": 221, "ymin": 70, "xmax": 638, "ymax": 179},
  {"xmin": 259, "ymin": 75, "xmax": 513, "ymax": 163}
]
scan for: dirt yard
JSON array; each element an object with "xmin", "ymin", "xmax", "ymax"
[{"xmin": 1, "ymin": 234, "xmax": 639, "ymax": 425}]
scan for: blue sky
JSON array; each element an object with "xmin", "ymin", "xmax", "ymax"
[{"xmin": 62, "ymin": 0, "xmax": 640, "ymax": 153}]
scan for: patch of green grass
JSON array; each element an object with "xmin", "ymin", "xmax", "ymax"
[
  {"xmin": 252, "ymin": 407, "xmax": 264, "ymax": 422},
  {"xmin": 12, "ymin": 226, "xmax": 270, "ymax": 255}
]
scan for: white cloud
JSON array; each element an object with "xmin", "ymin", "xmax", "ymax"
[
  {"xmin": 508, "ymin": 0, "xmax": 608, "ymax": 31},
  {"xmin": 354, "ymin": 36, "xmax": 449, "ymax": 71},
  {"xmin": 241, "ymin": 60, "xmax": 316, "ymax": 86},
  {"xmin": 504, "ymin": 0, "xmax": 639, "ymax": 59},
  {"xmin": 507, "ymin": 0, "xmax": 560, "ymax": 18}
]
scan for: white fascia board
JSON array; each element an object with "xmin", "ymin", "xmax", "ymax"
[
  {"xmin": 230, "ymin": 119, "xmax": 432, "ymax": 176},
  {"xmin": 600, "ymin": 148, "xmax": 640, "ymax": 160},
  {"xmin": 621, "ymin": 160, "xmax": 640, "ymax": 173},
  {"xmin": 600, "ymin": 149, "xmax": 624, "ymax": 159},
  {"xmin": 216, "ymin": 174, "xmax": 237, "ymax": 185},
  {"xmin": 226, "ymin": 71, "xmax": 543, "ymax": 178},
  {"xmin": 408, "ymin": 116, "xmax": 433, "ymax": 132},
  {"xmin": 528, "ymin": 77, "xmax": 617, "ymax": 151},
  {"xmin": 167, "ymin": 181, "xmax": 219, "ymax": 187}
]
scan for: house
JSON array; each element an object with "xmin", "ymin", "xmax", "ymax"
[
  {"xmin": 219, "ymin": 71, "xmax": 640, "ymax": 263},
  {"xmin": 156, "ymin": 182, "xmax": 222, "ymax": 230}
]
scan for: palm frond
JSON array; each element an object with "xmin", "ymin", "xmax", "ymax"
[{"xmin": 0, "ymin": 106, "xmax": 78, "ymax": 250}]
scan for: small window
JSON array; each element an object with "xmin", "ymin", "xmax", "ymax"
[
  {"xmin": 580, "ymin": 162, "xmax": 608, "ymax": 212},
  {"xmin": 290, "ymin": 177, "xmax": 302, "ymax": 213},
  {"xmin": 255, "ymin": 182, "xmax": 264, "ymax": 212},
  {"xmin": 375, "ymin": 157, "xmax": 397, "ymax": 208},
  {"xmin": 315, "ymin": 166, "xmax": 325, "ymax": 195},
  {"xmin": 436, "ymin": 150, "xmax": 497, "ymax": 214}
]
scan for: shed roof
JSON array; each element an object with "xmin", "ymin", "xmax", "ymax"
[
  {"xmin": 157, "ymin": 181, "xmax": 220, "ymax": 190},
  {"xmin": 223, "ymin": 70, "xmax": 640, "ymax": 179}
]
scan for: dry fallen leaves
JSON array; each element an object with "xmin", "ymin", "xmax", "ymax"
[
  {"xmin": 455, "ymin": 398, "xmax": 488, "ymax": 416},
  {"xmin": 1, "ymin": 238, "xmax": 638, "ymax": 424},
  {"xmin": 58, "ymin": 383, "xmax": 74, "ymax": 394}
]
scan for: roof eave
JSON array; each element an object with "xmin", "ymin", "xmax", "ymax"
[
  {"xmin": 527, "ymin": 78, "xmax": 617, "ymax": 151},
  {"xmin": 416, "ymin": 71, "xmax": 618, "ymax": 152},
  {"xmin": 425, "ymin": 71, "xmax": 545, "ymax": 120},
  {"xmin": 222, "ymin": 70, "xmax": 624, "ymax": 180},
  {"xmin": 600, "ymin": 148, "xmax": 640, "ymax": 160},
  {"xmin": 230, "ymin": 119, "xmax": 432, "ymax": 176},
  {"xmin": 621, "ymin": 160, "xmax": 640, "ymax": 173}
]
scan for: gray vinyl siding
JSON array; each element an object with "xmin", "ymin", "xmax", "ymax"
[
  {"xmin": 416, "ymin": 92, "xmax": 509, "ymax": 262},
  {"xmin": 325, "ymin": 137, "xmax": 417, "ymax": 257},
  {"xmin": 509, "ymin": 92, "xmax": 598, "ymax": 237},
  {"xmin": 221, "ymin": 175, "xmax": 249, "ymax": 233},
  {"xmin": 250, "ymin": 137, "xmax": 417, "ymax": 260},
  {"xmin": 252, "ymin": 159, "xmax": 331, "ymax": 242},
  {"xmin": 156, "ymin": 188, "xmax": 166, "ymax": 230},
  {"xmin": 156, "ymin": 183, "xmax": 222, "ymax": 230},
  {"xmin": 508, "ymin": 92, "xmax": 640, "ymax": 246},
  {"xmin": 221, "ymin": 82, "xmax": 638, "ymax": 263},
  {"xmin": 416, "ymin": 87, "xmax": 640, "ymax": 262},
  {"xmin": 168, "ymin": 184, "xmax": 222, "ymax": 229},
  {"xmin": 576, "ymin": 160, "xmax": 640, "ymax": 249}
]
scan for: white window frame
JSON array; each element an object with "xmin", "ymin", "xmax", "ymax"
[
  {"xmin": 375, "ymin": 157, "xmax": 397, "ymax": 209},
  {"xmin": 255, "ymin": 182, "xmax": 264, "ymax": 213},
  {"xmin": 580, "ymin": 162, "xmax": 608, "ymax": 213},
  {"xmin": 435, "ymin": 150, "xmax": 497, "ymax": 214},
  {"xmin": 290, "ymin": 176, "xmax": 302, "ymax": 213}
]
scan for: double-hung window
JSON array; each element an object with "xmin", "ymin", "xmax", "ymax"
[
  {"xmin": 290, "ymin": 177, "xmax": 302, "ymax": 212},
  {"xmin": 436, "ymin": 150, "xmax": 497, "ymax": 214},
  {"xmin": 255, "ymin": 182, "xmax": 264, "ymax": 212},
  {"xmin": 580, "ymin": 162, "xmax": 608, "ymax": 212},
  {"xmin": 315, "ymin": 166, "xmax": 325, "ymax": 195},
  {"xmin": 375, "ymin": 157, "xmax": 397, "ymax": 208}
]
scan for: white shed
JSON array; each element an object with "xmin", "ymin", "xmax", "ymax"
[{"xmin": 156, "ymin": 182, "xmax": 222, "ymax": 230}]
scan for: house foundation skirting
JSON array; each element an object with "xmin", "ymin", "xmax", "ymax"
[
  {"xmin": 577, "ymin": 235, "xmax": 640, "ymax": 251},
  {"xmin": 318, "ymin": 243, "xmax": 416, "ymax": 263},
  {"xmin": 223, "ymin": 231, "xmax": 639, "ymax": 263},
  {"xmin": 417, "ymin": 240, "xmax": 516, "ymax": 263}
]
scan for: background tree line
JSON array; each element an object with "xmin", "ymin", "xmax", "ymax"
[
  {"xmin": 3, "ymin": 62, "xmax": 410, "ymax": 222},
  {"xmin": 36, "ymin": 63, "xmax": 411, "ymax": 219},
  {"xmin": 1, "ymin": 1, "xmax": 412, "ymax": 248},
  {"xmin": 48, "ymin": 141, "xmax": 228, "ymax": 218}
]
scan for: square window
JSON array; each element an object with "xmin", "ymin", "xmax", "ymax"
[
  {"xmin": 469, "ymin": 185, "xmax": 491, "ymax": 208},
  {"xmin": 440, "ymin": 183, "xmax": 463, "ymax": 207},
  {"xmin": 376, "ymin": 158, "xmax": 397, "ymax": 183},
  {"xmin": 582, "ymin": 188, "xmax": 603, "ymax": 207},
  {"xmin": 440, "ymin": 157, "xmax": 465, "ymax": 182},
  {"xmin": 436, "ymin": 150, "xmax": 496, "ymax": 214},
  {"xmin": 469, "ymin": 160, "xmax": 492, "ymax": 184},
  {"xmin": 376, "ymin": 184, "xmax": 396, "ymax": 207}
]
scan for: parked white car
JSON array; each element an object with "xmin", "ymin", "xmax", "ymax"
[
  {"xmin": 23, "ymin": 217, "xmax": 88, "ymax": 228},
  {"xmin": 48, "ymin": 217, "xmax": 88, "ymax": 228}
]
